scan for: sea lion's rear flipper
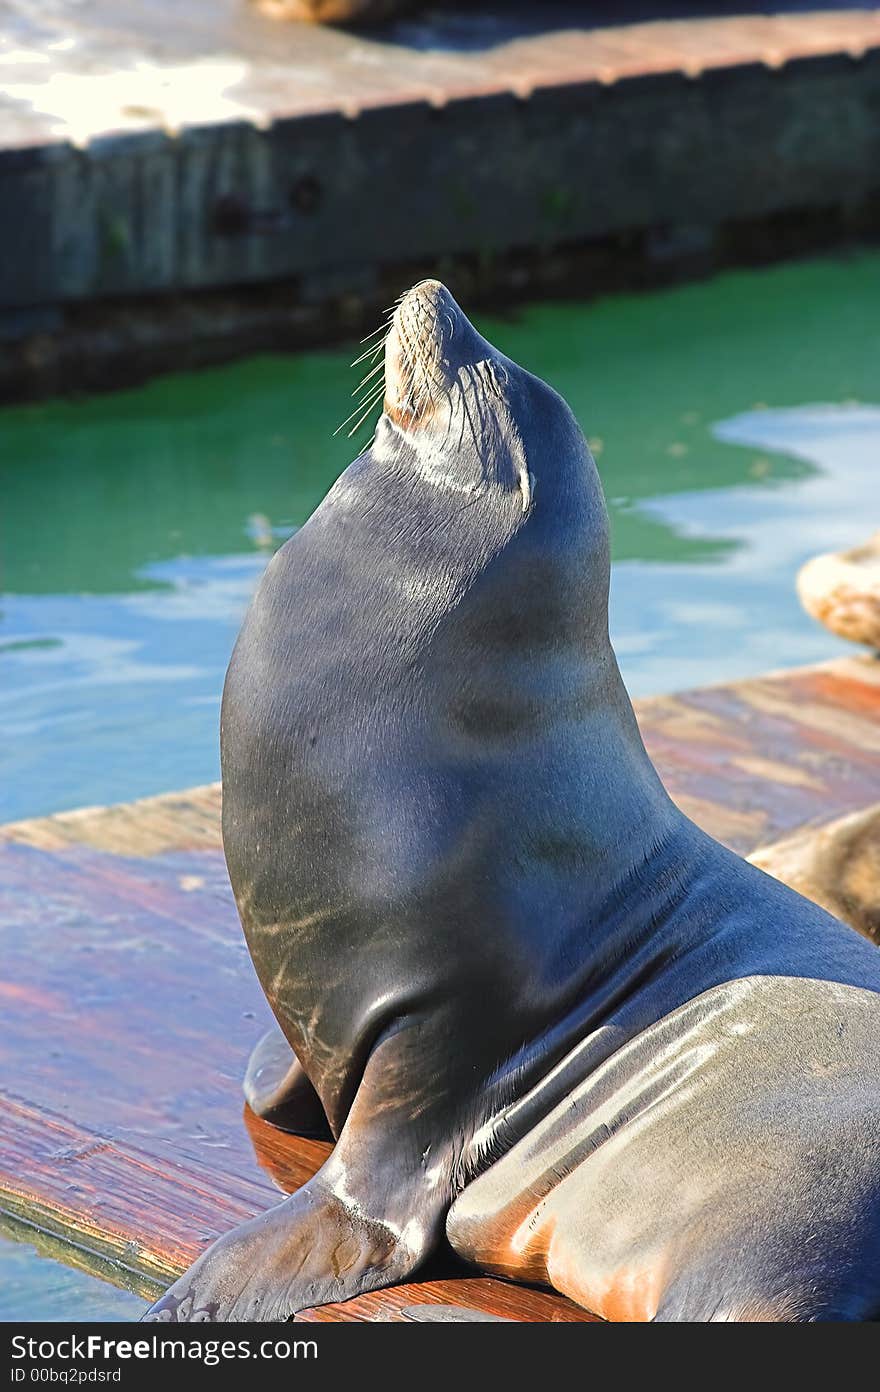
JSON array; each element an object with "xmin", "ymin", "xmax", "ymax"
[
  {"xmin": 244, "ymin": 1027, "xmax": 331, "ymax": 1139},
  {"xmin": 448, "ymin": 978, "xmax": 880, "ymax": 1322}
]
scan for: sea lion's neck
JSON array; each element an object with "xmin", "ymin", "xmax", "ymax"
[
  {"xmin": 516, "ymin": 642, "xmax": 685, "ymax": 918},
  {"xmin": 462, "ymin": 768, "xmax": 711, "ymax": 1181}
]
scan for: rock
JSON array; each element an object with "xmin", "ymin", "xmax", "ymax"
[
  {"xmin": 749, "ymin": 802, "xmax": 880, "ymax": 945},
  {"xmin": 797, "ymin": 531, "xmax": 880, "ymax": 649}
]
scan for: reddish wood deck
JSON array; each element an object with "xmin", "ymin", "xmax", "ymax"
[{"xmin": 2, "ymin": 653, "xmax": 879, "ymax": 1320}]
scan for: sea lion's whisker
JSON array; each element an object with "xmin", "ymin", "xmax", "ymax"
[
  {"xmin": 351, "ymin": 337, "xmax": 388, "ymax": 368},
  {"xmin": 352, "ymin": 319, "xmax": 392, "ymax": 366},
  {"xmin": 361, "ymin": 381, "xmax": 387, "ymax": 410},
  {"xmin": 350, "ymin": 347, "xmax": 383, "ymax": 369},
  {"xmin": 334, "ymin": 384, "xmax": 385, "ymax": 436},
  {"xmin": 345, "ymin": 396, "xmax": 384, "ymax": 439},
  {"xmin": 346, "ymin": 380, "xmax": 387, "ymax": 435},
  {"xmin": 353, "ymin": 360, "xmax": 386, "ymax": 395},
  {"xmin": 359, "ymin": 320, "xmax": 391, "ymax": 344}
]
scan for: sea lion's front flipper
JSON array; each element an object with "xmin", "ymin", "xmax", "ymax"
[
  {"xmin": 244, "ymin": 1028, "xmax": 332, "ymax": 1139},
  {"xmin": 143, "ymin": 1018, "xmax": 450, "ymax": 1322}
]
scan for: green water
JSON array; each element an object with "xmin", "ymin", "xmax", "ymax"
[{"xmin": 1, "ymin": 252, "xmax": 880, "ymax": 1314}]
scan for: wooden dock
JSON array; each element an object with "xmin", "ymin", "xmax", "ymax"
[
  {"xmin": 2, "ymin": 652, "xmax": 879, "ymax": 1320},
  {"xmin": 3, "ymin": 4, "xmax": 880, "ymax": 398}
]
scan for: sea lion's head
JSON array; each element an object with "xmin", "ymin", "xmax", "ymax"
[
  {"xmin": 367, "ymin": 279, "xmax": 615, "ymax": 659},
  {"xmin": 377, "ymin": 280, "xmax": 600, "ymax": 522}
]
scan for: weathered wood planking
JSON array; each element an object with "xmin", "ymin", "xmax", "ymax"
[
  {"xmin": 2, "ymin": 654, "xmax": 879, "ymax": 1320},
  {"xmin": 0, "ymin": 837, "xmax": 590, "ymax": 1321},
  {"xmin": 3, "ymin": 4, "xmax": 880, "ymax": 323},
  {"xmin": 639, "ymin": 654, "xmax": 880, "ymax": 851}
]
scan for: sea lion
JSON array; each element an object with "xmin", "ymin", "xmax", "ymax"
[
  {"xmin": 750, "ymin": 802, "xmax": 880, "ymax": 947},
  {"xmin": 255, "ymin": 0, "xmax": 412, "ymax": 25},
  {"xmin": 797, "ymin": 530, "xmax": 880, "ymax": 649},
  {"xmin": 145, "ymin": 280, "xmax": 880, "ymax": 1323}
]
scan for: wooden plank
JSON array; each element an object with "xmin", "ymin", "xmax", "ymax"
[
  {"xmin": 2, "ymin": 7, "xmax": 880, "ymax": 317},
  {"xmin": 0, "ymin": 835, "xmax": 592, "ymax": 1321},
  {"xmin": 637, "ymin": 654, "xmax": 880, "ymax": 852},
  {"xmin": 4, "ymin": 5, "xmax": 880, "ymax": 142},
  {"xmin": 2, "ymin": 654, "xmax": 879, "ymax": 1319}
]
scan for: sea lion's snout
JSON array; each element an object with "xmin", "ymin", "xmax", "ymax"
[
  {"xmin": 384, "ymin": 280, "xmax": 467, "ymax": 432},
  {"xmin": 382, "ymin": 279, "xmax": 536, "ymax": 507}
]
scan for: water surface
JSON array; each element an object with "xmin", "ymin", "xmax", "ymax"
[{"xmin": 0, "ymin": 1232, "xmax": 147, "ymax": 1322}]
